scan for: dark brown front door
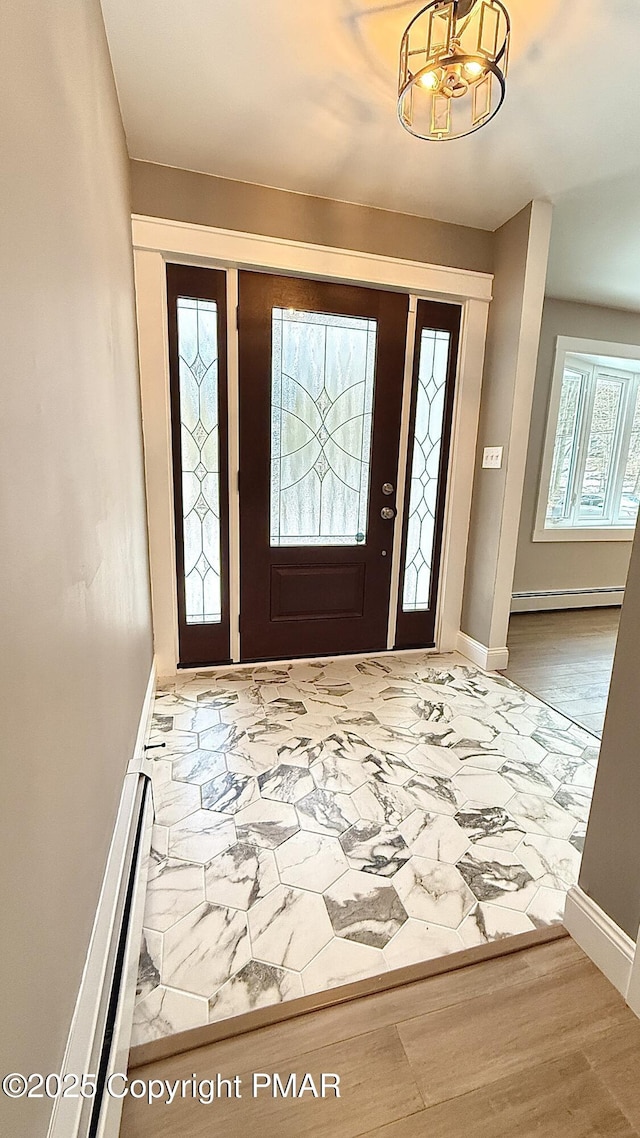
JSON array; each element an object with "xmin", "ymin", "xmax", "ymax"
[{"xmin": 238, "ymin": 272, "xmax": 408, "ymax": 662}]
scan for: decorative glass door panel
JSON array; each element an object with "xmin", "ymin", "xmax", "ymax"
[
  {"xmin": 270, "ymin": 308, "xmax": 377, "ymax": 547},
  {"xmin": 167, "ymin": 265, "xmax": 230, "ymax": 665},
  {"xmin": 396, "ymin": 300, "xmax": 461, "ymax": 650},
  {"xmin": 239, "ymin": 273, "xmax": 408, "ymax": 662},
  {"xmin": 402, "ymin": 327, "xmax": 451, "ymax": 612},
  {"xmin": 177, "ymin": 297, "xmax": 222, "ymax": 623}
]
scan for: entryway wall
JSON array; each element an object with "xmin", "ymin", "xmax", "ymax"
[
  {"xmin": 1, "ymin": 4, "xmax": 154, "ymax": 1137},
  {"xmin": 129, "ymin": 160, "xmax": 495, "ymax": 276},
  {"xmin": 565, "ymin": 501, "xmax": 640, "ymax": 1015},
  {"xmin": 459, "ymin": 200, "xmax": 553, "ymax": 669}
]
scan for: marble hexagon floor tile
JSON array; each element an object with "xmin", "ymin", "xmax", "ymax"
[
  {"xmin": 394, "ymin": 858, "xmax": 476, "ymax": 928},
  {"xmin": 132, "ymin": 987, "xmax": 209, "ymax": 1043},
  {"xmin": 162, "ymin": 902, "xmax": 250, "ymax": 997},
  {"xmin": 248, "ymin": 884, "xmax": 334, "ymax": 970},
  {"xmin": 132, "ymin": 651, "xmax": 599, "ymax": 1046},
  {"xmin": 209, "ymin": 961, "xmax": 303, "ymax": 1024},
  {"xmin": 204, "ymin": 841, "xmax": 278, "ymax": 910},
  {"xmin": 275, "ymin": 830, "xmax": 349, "ymax": 892},
  {"xmin": 142, "ymin": 856, "xmax": 205, "ymax": 932},
  {"xmin": 458, "ymin": 902, "xmax": 536, "ymax": 947},
  {"xmin": 301, "ymin": 937, "xmax": 386, "ymax": 995},
  {"xmin": 382, "ymin": 918, "xmax": 464, "ymax": 969},
  {"xmin": 340, "ymin": 820, "xmax": 411, "ymax": 877},
  {"xmin": 323, "ymin": 869, "xmax": 409, "ymax": 948}
]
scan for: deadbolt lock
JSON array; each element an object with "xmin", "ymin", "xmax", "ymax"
[{"xmin": 382, "ymin": 482, "xmax": 394, "ymax": 495}]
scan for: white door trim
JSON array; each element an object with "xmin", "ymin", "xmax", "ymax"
[
  {"xmin": 225, "ymin": 268, "xmax": 241, "ymax": 662},
  {"xmin": 132, "ymin": 215, "xmax": 493, "ymax": 303},
  {"xmin": 132, "ymin": 216, "xmax": 492, "ymax": 677}
]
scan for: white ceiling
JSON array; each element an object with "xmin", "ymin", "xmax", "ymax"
[{"xmin": 101, "ymin": 0, "xmax": 640, "ymax": 310}]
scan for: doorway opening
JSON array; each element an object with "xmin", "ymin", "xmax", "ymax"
[{"xmin": 166, "ymin": 263, "xmax": 461, "ymax": 667}]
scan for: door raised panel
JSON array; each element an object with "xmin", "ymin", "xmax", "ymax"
[{"xmin": 270, "ymin": 564, "xmax": 366, "ymax": 622}]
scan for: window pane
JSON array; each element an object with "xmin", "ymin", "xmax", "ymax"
[
  {"xmin": 177, "ymin": 296, "xmax": 222, "ymax": 624},
  {"xmin": 270, "ymin": 308, "xmax": 377, "ymax": 547},
  {"xmin": 545, "ymin": 369, "xmax": 582, "ymax": 524},
  {"xmin": 578, "ymin": 376, "xmax": 623, "ymax": 521},
  {"xmin": 618, "ymin": 385, "xmax": 640, "ymax": 524},
  {"xmin": 402, "ymin": 328, "xmax": 451, "ymax": 612}
]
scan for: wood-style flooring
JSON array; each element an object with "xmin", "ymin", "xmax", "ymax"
[
  {"xmin": 120, "ymin": 936, "xmax": 640, "ymax": 1137},
  {"xmin": 504, "ymin": 608, "xmax": 620, "ymax": 736}
]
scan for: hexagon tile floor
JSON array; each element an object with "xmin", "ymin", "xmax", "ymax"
[{"xmin": 132, "ymin": 652, "xmax": 599, "ymax": 1046}]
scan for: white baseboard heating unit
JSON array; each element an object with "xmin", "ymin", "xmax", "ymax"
[{"xmin": 47, "ymin": 763, "xmax": 155, "ymax": 1138}]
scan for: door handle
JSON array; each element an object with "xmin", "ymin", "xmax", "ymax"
[{"xmin": 381, "ymin": 506, "xmax": 396, "ymax": 520}]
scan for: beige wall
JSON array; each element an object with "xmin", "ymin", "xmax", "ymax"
[
  {"xmin": 461, "ymin": 202, "xmax": 552, "ymax": 649},
  {"xmin": 0, "ymin": 3, "xmax": 152, "ymax": 1135},
  {"xmin": 512, "ymin": 297, "xmax": 640, "ymax": 597},
  {"xmin": 130, "ymin": 160, "xmax": 494, "ymax": 274},
  {"xmin": 580, "ymin": 517, "xmax": 640, "ymax": 939}
]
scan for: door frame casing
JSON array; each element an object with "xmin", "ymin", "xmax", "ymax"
[{"xmin": 132, "ymin": 215, "xmax": 492, "ymax": 678}]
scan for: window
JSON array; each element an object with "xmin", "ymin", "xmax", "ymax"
[
  {"xmin": 402, "ymin": 327, "xmax": 451, "ymax": 611},
  {"xmin": 536, "ymin": 339, "xmax": 640, "ymax": 541},
  {"xmin": 270, "ymin": 307, "xmax": 377, "ymax": 547},
  {"xmin": 176, "ymin": 296, "xmax": 223, "ymax": 623}
]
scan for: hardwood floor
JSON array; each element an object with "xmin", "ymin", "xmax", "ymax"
[
  {"xmin": 504, "ymin": 608, "xmax": 620, "ymax": 736},
  {"xmin": 120, "ymin": 937, "xmax": 640, "ymax": 1137}
]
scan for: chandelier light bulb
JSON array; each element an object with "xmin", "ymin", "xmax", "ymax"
[
  {"xmin": 463, "ymin": 60, "xmax": 485, "ymax": 79},
  {"xmin": 419, "ymin": 69, "xmax": 440, "ymax": 89}
]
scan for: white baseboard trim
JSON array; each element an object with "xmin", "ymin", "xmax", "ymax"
[
  {"xmin": 564, "ymin": 885, "xmax": 636, "ymax": 999},
  {"xmin": 456, "ymin": 631, "xmax": 509, "ymax": 672},
  {"xmin": 47, "ymin": 660, "xmax": 156, "ymax": 1138},
  {"xmin": 511, "ymin": 587, "xmax": 624, "ymax": 613}
]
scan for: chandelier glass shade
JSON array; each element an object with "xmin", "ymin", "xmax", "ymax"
[{"xmin": 398, "ymin": 0, "xmax": 510, "ymax": 141}]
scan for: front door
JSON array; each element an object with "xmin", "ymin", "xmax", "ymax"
[{"xmin": 238, "ymin": 272, "xmax": 408, "ymax": 661}]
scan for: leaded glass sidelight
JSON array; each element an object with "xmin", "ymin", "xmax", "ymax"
[
  {"xmin": 402, "ymin": 328, "xmax": 451, "ymax": 612},
  {"xmin": 270, "ymin": 308, "xmax": 377, "ymax": 546},
  {"xmin": 177, "ymin": 296, "xmax": 222, "ymax": 624}
]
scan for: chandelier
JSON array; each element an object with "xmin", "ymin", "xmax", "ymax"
[{"xmin": 398, "ymin": 0, "xmax": 510, "ymax": 141}]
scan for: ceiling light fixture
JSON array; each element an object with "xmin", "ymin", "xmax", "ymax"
[{"xmin": 398, "ymin": 0, "xmax": 510, "ymax": 141}]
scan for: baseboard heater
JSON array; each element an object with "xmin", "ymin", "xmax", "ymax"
[
  {"xmin": 511, "ymin": 586, "xmax": 625, "ymax": 613},
  {"xmin": 47, "ymin": 769, "xmax": 154, "ymax": 1138}
]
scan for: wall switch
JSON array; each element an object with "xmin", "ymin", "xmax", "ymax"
[{"xmin": 482, "ymin": 446, "xmax": 503, "ymax": 469}]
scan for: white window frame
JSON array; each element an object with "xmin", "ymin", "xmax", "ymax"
[{"xmin": 534, "ymin": 335, "xmax": 640, "ymax": 543}]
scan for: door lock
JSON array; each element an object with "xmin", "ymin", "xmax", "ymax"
[
  {"xmin": 381, "ymin": 506, "xmax": 396, "ymax": 520},
  {"xmin": 382, "ymin": 482, "xmax": 394, "ymax": 495}
]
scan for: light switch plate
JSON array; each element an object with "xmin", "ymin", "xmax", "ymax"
[{"xmin": 482, "ymin": 446, "xmax": 503, "ymax": 469}]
